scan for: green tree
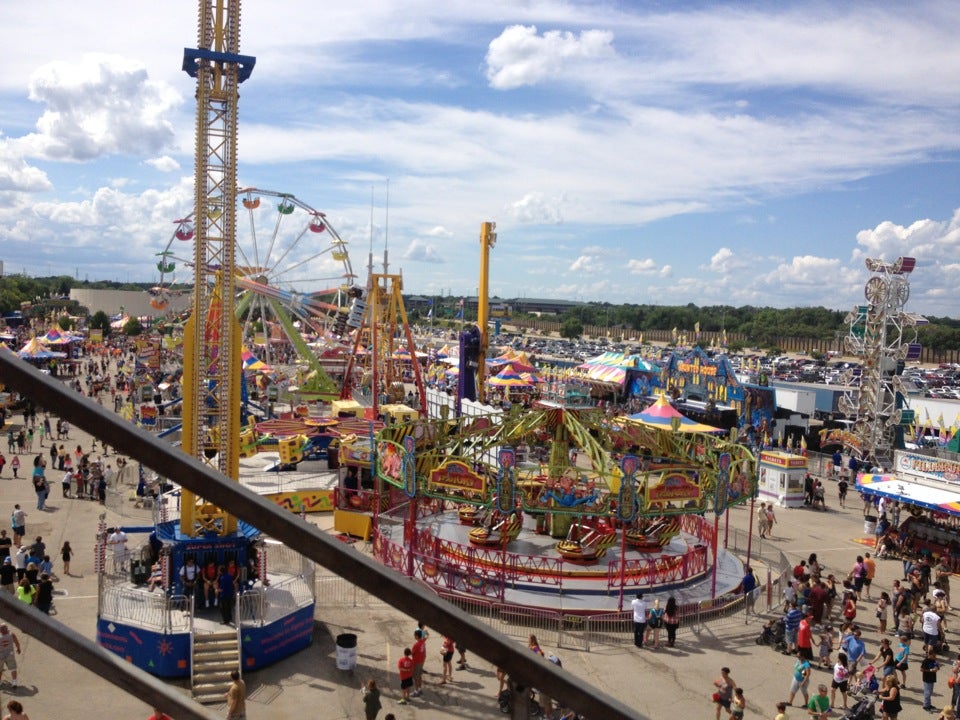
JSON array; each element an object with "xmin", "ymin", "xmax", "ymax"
[
  {"xmin": 560, "ymin": 317, "xmax": 583, "ymax": 339},
  {"xmin": 89, "ymin": 310, "xmax": 112, "ymax": 337},
  {"xmin": 122, "ymin": 317, "xmax": 143, "ymax": 336}
]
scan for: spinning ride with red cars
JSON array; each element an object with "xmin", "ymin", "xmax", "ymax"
[{"xmin": 367, "ymin": 386, "xmax": 758, "ymax": 608}]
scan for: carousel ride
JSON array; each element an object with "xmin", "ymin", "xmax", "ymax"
[{"xmin": 366, "ymin": 378, "xmax": 758, "ymax": 607}]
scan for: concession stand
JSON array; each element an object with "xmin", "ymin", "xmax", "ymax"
[
  {"xmin": 758, "ymin": 450, "xmax": 807, "ymax": 508},
  {"xmin": 856, "ymin": 470, "xmax": 960, "ymax": 569}
]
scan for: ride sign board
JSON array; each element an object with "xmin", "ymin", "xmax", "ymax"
[
  {"xmin": 896, "ymin": 450, "xmax": 960, "ymax": 484},
  {"xmin": 643, "ymin": 470, "xmax": 706, "ymax": 515},
  {"xmin": 428, "ymin": 460, "xmax": 486, "ymax": 501}
]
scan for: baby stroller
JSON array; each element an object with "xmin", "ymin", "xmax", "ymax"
[
  {"xmin": 841, "ymin": 693, "xmax": 876, "ymax": 720},
  {"xmin": 498, "ymin": 687, "xmax": 542, "ymax": 716},
  {"xmin": 849, "ymin": 665, "xmax": 879, "ymax": 697},
  {"xmin": 756, "ymin": 617, "xmax": 787, "ymax": 653}
]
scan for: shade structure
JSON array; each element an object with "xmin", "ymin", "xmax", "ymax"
[
  {"xmin": 624, "ymin": 394, "xmax": 720, "ymax": 433},
  {"xmin": 241, "ymin": 348, "xmax": 272, "ymax": 372},
  {"xmin": 486, "ymin": 369, "xmax": 534, "ymax": 389},
  {"xmin": 17, "ymin": 337, "xmax": 66, "ymax": 359},
  {"xmin": 39, "ymin": 327, "xmax": 75, "ymax": 345},
  {"xmin": 857, "ymin": 473, "xmax": 960, "ymax": 517}
]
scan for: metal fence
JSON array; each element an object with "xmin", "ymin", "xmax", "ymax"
[{"xmin": 311, "ymin": 534, "xmax": 795, "ymax": 652}]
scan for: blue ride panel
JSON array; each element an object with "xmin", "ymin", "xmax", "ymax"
[{"xmin": 97, "ymin": 618, "xmax": 192, "ymax": 678}]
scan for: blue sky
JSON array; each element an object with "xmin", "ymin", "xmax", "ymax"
[{"xmin": 1, "ymin": 1, "xmax": 959, "ymax": 315}]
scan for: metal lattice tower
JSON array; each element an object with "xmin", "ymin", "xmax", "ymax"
[
  {"xmin": 179, "ymin": 0, "xmax": 255, "ymax": 536},
  {"xmin": 839, "ymin": 256, "xmax": 926, "ymax": 468}
]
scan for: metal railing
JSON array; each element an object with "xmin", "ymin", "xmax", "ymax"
[{"xmin": 98, "ymin": 586, "xmax": 192, "ymax": 634}]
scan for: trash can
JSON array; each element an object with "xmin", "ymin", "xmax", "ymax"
[
  {"xmin": 327, "ymin": 443, "xmax": 340, "ymax": 470},
  {"xmin": 335, "ymin": 633, "xmax": 357, "ymax": 670},
  {"xmin": 864, "ymin": 515, "xmax": 877, "ymax": 535}
]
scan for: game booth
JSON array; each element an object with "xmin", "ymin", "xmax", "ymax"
[
  {"xmin": 856, "ymin": 469, "xmax": 960, "ymax": 570},
  {"xmin": 660, "ymin": 346, "xmax": 776, "ymax": 433}
]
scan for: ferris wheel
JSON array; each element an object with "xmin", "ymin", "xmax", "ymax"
[{"xmin": 154, "ymin": 187, "xmax": 356, "ymax": 366}]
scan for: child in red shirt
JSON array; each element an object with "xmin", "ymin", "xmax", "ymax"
[{"xmin": 397, "ymin": 648, "xmax": 414, "ymax": 704}]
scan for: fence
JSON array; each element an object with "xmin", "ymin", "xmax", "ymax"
[{"xmin": 313, "ymin": 536, "xmax": 795, "ymax": 652}]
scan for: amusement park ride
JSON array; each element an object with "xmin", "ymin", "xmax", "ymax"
[
  {"xmin": 96, "ymin": 0, "xmax": 315, "ymax": 685},
  {"xmin": 98, "ymin": 0, "xmax": 775, "ymax": 688},
  {"xmin": 839, "ymin": 256, "xmax": 926, "ymax": 468}
]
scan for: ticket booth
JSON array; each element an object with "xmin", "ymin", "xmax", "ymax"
[{"xmin": 758, "ymin": 451, "xmax": 807, "ymax": 508}]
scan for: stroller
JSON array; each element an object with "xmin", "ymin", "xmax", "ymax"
[
  {"xmin": 841, "ymin": 693, "xmax": 876, "ymax": 720},
  {"xmin": 498, "ymin": 687, "xmax": 542, "ymax": 716},
  {"xmin": 849, "ymin": 665, "xmax": 879, "ymax": 697},
  {"xmin": 755, "ymin": 617, "xmax": 787, "ymax": 653}
]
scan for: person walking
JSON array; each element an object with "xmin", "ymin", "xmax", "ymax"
[
  {"xmin": 60, "ymin": 541, "xmax": 73, "ymax": 575},
  {"xmin": 757, "ymin": 502, "xmax": 769, "ymax": 539},
  {"xmin": 630, "ymin": 592, "xmax": 648, "ymax": 648},
  {"xmin": 226, "ymin": 669, "xmax": 246, "ymax": 720},
  {"xmin": 788, "ymin": 649, "xmax": 812, "ymax": 707},
  {"xmin": 0, "ymin": 625, "xmax": 22, "ymax": 689},
  {"xmin": 361, "ymin": 679, "xmax": 382, "ymax": 720},
  {"xmin": 9, "ymin": 457, "xmax": 18, "ymax": 479},
  {"xmin": 830, "ymin": 651, "xmax": 850, "ymax": 710},
  {"xmin": 712, "ymin": 667, "xmax": 736, "ymax": 720}
]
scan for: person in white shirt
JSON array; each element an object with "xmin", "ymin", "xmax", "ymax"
[
  {"xmin": 630, "ymin": 592, "xmax": 648, "ymax": 648},
  {"xmin": 921, "ymin": 601, "xmax": 942, "ymax": 650},
  {"xmin": 107, "ymin": 527, "xmax": 129, "ymax": 572}
]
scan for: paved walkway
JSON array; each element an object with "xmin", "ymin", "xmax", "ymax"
[{"xmin": 0, "ymin": 401, "xmax": 948, "ymax": 719}]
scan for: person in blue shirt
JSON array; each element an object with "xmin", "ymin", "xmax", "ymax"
[
  {"xmin": 784, "ymin": 601, "xmax": 803, "ymax": 653},
  {"xmin": 842, "ymin": 627, "xmax": 867, "ymax": 674},
  {"xmin": 741, "ymin": 566, "xmax": 758, "ymax": 613}
]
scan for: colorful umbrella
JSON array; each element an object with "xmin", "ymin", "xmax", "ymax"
[
  {"xmin": 624, "ymin": 394, "xmax": 720, "ymax": 433},
  {"xmin": 486, "ymin": 369, "xmax": 534, "ymax": 388}
]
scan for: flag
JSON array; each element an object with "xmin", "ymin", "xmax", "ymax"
[
  {"xmin": 426, "ymin": 307, "xmax": 432, "ymax": 319},
  {"xmin": 456, "ymin": 307, "xmax": 463, "ymax": 319},
  {"xmin": 721, "ymin": 328, "xmax": 728, "ymax": 346}
]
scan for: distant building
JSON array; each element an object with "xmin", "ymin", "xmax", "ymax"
[{"xmin": 70, "ymin": 289, "xmax": 191, "ymax": 318}]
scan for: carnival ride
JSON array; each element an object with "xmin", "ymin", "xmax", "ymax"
[
  {"xmin": 154, "ymin": 186, "xmax": 356, "ymax": 398},
  {"xmin": 96, "ymin": 0, "xmax": 316, "ymax": 684},
  {"xmin": 365, "ymin": 375, "xmax": 757, "ymax": 606},
  {"xmin": 339, "ymin": 269, "xmax": 427, "ymax": 417},
  {"xmin": 838, "ymin": 256, "xmax": 926, "ymax": 467}
]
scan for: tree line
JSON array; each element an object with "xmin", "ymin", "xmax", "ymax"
[{"xmin": 2, "ymin": 274, "xmax": 959, "ymax": 351}]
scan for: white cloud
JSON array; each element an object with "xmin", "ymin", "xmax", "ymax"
[
  {"xmin": 402, "ymin": 239, "xmax": 444, "ymax": 263},
  {"xmin": 486, "ymin": 25, "xmax": 616, "ymax": 90},
  {"xmin": 569, "ymin": 254, "xmax": 602, "ymax": 273},
  {"xmin": 20, "ymin": 54, "xmax": 180, "ymax": 161},
  {"xmin": 0, "ymin": 138, "xmax": 52, "ymax": 192},
  {"xmin": 424, "ymin": 225, "xmax": 453, "ymax": 238},
  {"xmin": 146, "ymin": 155, "xmax": 180, "ymax": 172},
  {"xmin": 506, "ymin": 192, "xmax": 564, "ymax": 224},
  {"xmin": 853, "ymin": 211, "xmax": 960, "ymax": 264},
  {"xmin": 704, "ymin": 248, "xmax": 753, "ymax": 275}
]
